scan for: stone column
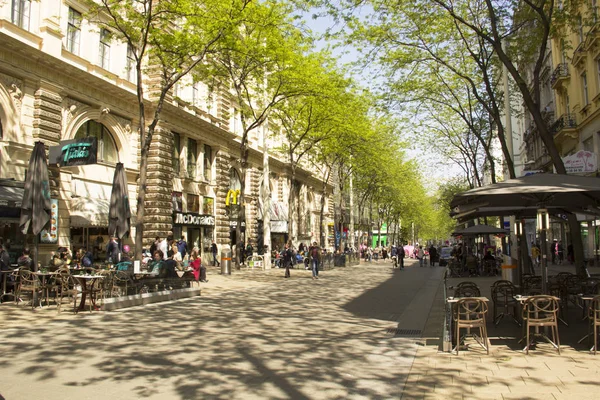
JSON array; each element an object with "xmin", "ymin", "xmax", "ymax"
[
  {"xmin": 214, "ymin": 148, "xmax": 230, "ymax": 245},
  {"xmin": 143, "ymin": 126, "xmax": 175, "ymax": 248}
]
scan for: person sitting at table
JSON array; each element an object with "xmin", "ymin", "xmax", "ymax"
[
  {"xmin": 483, "ymin": 250, "xmax": 495, "ymax": 261},
  {"xmin": 147, "ymin": 250, "xmax": 164, "ymax": 275},
  {"xmin": 17, "ymin": 248, "xmax": 34, "ymax": 270},
  {"xmin": 189, "ymin": 249, "xmax": 207, "ymax": 283},
  {"xmin": 169, "ymin": 243, "xmax": 183, "ymax": 269}
]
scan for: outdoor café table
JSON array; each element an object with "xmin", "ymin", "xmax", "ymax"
[
  {"xmin": 73, "ymin": 274, "xmax": 104, "ymax": 312},
  {"xmin": 577, "ymin": 295, "xmax": 596, "ymax": 346},
  {"xmin": 33, "ymin": 271, "xmax": 58, "ymax": 306},
  {"xmin": 447, "ymin": 297, "xmax": 490, "ymax": 349},
  {"xmin": 0, "ymin": 268, "xmax": 18, "ymax": 302}
]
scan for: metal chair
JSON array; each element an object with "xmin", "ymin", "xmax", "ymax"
[
  {"xmin": 454, "ymin": 285, "xmax": 481, "ymax": 298},
  {"xmin": 453, "ymin": 298, "xmax": 489, "ymax": 355},
  {"xmin": 491, "ymin": 281, "xmax": 520, "ymax": 326},
  {"xmin": 522, "ymin": 295, "xmax": 561, "ymax": 355},
  {"xmin": 55, "ymin": 274, "xmax": 79, "ymax": 314},
  {"xmin": 523, "ymin": 276, "xmax": 543, "ymax": 295},
  {"xmin": 588, "ymin": 295, "xmax": 600, "ymax": 355}
]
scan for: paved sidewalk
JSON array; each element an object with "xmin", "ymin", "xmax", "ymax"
[{"xmin": 403, "ymin": 262, "xmax": 600, "ymax": 400}]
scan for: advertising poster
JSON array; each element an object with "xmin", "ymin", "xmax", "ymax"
[{"xmin": 40, "ymin": 199, "xmax": 58, "ymax": 244}]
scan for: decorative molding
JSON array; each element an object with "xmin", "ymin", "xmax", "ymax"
[{"xmin": 0, "ymin": 72, "xmax": 23, "ymax": 114}]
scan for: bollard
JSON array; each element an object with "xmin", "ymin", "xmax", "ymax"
[{"xmin": 221, "ymin": 248, "xmax": 232, "ymax": 275}]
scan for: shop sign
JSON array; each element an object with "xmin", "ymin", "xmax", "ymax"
[
  {"xmin": 49, "ymin": 137, "xmax": 98, "ymax": 167},
  {"xmin": 173, "ymin": 212, "xmax": 215, "ymax": 226},
  {"xmin": 563, "ymin": 150, "xmax": 598, "ymax": 174},
  {"xmin": 40, "ymin": 199, "xmax": 58, "ymax": 244},
  {"xmin": 225, "ymin": 189, "xmax": 241, "ymax": 206},
  {"xmin": 271, "ymin": 220, "xmax": 288, "ymax": 233},
  {"xmin": 229, "ymin": 220, "xmax": 246, "ymax": 228}
]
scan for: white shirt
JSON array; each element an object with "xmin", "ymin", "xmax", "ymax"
[{"xmin": 159, "ymin": 239, "xmax": 168, "ymax": 260}]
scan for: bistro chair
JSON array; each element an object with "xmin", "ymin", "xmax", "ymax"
[
  {"xmin": 453, "ymin": 298, "xmax": 489, "ymax": 355},
  {"xmin": 522, "ymin": 295, "xmax": 561, "ymax": 355},
  {"xmin": 15, "ymin": 269, "xmax": 42, "ymax": 309},
  {"xmin": 561, "ymin": 275, "xmax": 582, "ymax": 310},
  {"xmin": 89, "ymin": 270, "xmax": 113, "ymax": 311},
  {"xmin": 454, "ymin": 285, "xmax": 481, "ymax": 298},
  {"xmin": 55, "ymin": 274, "xmax": 79, "ymax": 314},
  {"xmin": 588, "ymin": 295, "xmax": 600, "ymax": 355},
  {"xmin": 523, "ymin": 276, "xmax": 543, "ymax": 295},
  {"xmin": 491, "ymin": 281, "xmax": 520, "ymax": 326}
]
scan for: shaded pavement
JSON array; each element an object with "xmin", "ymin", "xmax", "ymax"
[{"xmin": 0, "ymin": 259, "xmax": 442, "ymax": 399}]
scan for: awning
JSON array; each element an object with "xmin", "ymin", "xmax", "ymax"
[
  {"xmin": 0, "ymin": 185, "xmax": 24, "ymax": 207},
  {"xmin": 70, "ymin": 197, "xmax": 110, "ymax": 227}
]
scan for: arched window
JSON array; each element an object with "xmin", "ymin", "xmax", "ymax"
[
  {"xmin": 229, "ymin": 168, "xmax": 241, "ymax": 190},
  {"xmin": 75, "ymin": 120, "xmax": 118, "ymax": 164}
]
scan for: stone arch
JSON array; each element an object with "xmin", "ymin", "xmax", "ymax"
[{"xmin": 63, "ymin": 106, "xmax": 134, "ymax": 167}]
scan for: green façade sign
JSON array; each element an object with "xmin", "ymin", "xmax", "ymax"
[{"xmin": 49, "ymin": 137, "xmax": 98, "ymax": 167}]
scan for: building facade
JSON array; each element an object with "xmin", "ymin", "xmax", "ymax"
[{"xmin": 0, "ymin": 0, "xmax": 333, "ymax": 265}]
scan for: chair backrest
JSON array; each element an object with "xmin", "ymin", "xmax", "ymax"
[
  {"xmin": 457, "ymin": 281, "xmax": 478, "ymax": 288},
  {"xmin": 455, "ymin": 286, "xmax": 481, "ymax": 298},
  {"xmin": 18, "ymin": 269, "xmax": 38, "ymax": 286},
  {"xmin": 491, "ymin": 280, "xmax": 513, "ymax": 288},
  {"xmin": 556, "ymin": 272, "xmax": 574, "ymax": 284},
  {"xmin": 523, "ymin": 295, "xmax": 559, "ymax": 321},
  {"xmin": 491, "ymin": 282, "xmax": 517, "ymax": 302},
  {"xmin": 455, "ymin": 298, "xmax": 488, "ymax": 322},
  {"xmin": 523, "ymin": 276, "xmax": 543, "ymax": 294}
]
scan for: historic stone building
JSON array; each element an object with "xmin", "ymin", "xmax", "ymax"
[{"xmin": 0, "ymin": 0, "xmax": 333, "ymax": 265}]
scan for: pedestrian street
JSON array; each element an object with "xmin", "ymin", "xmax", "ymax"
[{"xmin": 0, "ymin": 259, "xmax": 443, "ymax": 399}]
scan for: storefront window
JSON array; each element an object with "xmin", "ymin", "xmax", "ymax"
[
  {"xmin": 188, "ymin": 194, "xmax": 199, "ymax": 213},
  {"xmin": 172, "ymin": 192, "xmax": 182, "ymax": 212},
  {"xmin": 75, "ymin": 120, "xmax": 118, "ymax": 164},
  {"xmin": 203, "ymin": 197, "xmax": 213, "ymax": 215}
]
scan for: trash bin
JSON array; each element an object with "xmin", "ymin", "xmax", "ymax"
[
  {"xmin": 501, "ymin": 264, "xmax": 516, "ymax": 283},
  {"xmin": 221, "ymin": 248, "xmax": 232, "ymax": 275}
]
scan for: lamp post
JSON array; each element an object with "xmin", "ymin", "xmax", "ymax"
[
  {"xmin": 537, "ymin": 209, "xmax": 550, "ymax": 293},
  {"xmin": 514, "ymin": 219, "xmax": 523, "ymax": 287}
]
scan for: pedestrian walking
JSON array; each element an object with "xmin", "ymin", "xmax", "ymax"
[
  {"xmin": 211, "ymin": 240, "xmax": 220, "ymax": 267},
  {"xmin": 309, "ymin": 242, "xmax": 320, "ymax": 280},
  {"xmin": 283, "ymin": 242, "xmax": 293, "ymax": 278},
  {"xmin": 177, "ymin": 236, "xmax": 188, "ymax": 259},
  {"xmin": 106, "ymin": 236, "xmax": 120, "ymax": 265},
  {"xmin": 429, "ymin": 244, "xmax": 437, "ymax": 267},
  {"xmin": 418, "ymin": 246, "xmax": 425, "ymax": 267},
  {"xmin": 398, "ymin": 245, "xmax": 405, "ymax": 270}
]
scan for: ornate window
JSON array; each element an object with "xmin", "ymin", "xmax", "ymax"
[
  {"xmin": 99, "ymin": 28, "xmax": 111, "ymax": 70},
  {"xmin": 126, "ymin": 44, "xmax": 136, "ymax": 82},
  {"xmin": 11, "ymin": 0, "xmax": 31, "ymax": 30},
  {"xmin": 203, "ymin": 144, "xmax": 212, "ymax": 181},
  {"xmin": 74, "ymin": 120, "xmax": 118, "ymax": 164},
  {"xmin": 187, "ymin": 138, "xmax": 197, "ymax": 179},
  {"xmin": 67, "ymin": 8, "xmax": 82, "ymax": 54}
]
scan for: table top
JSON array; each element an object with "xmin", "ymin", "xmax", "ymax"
[
  {"xmin": 73, "ymin": 275, "xmax": 105, "ymax": 279},
  {"xmin": 447, "ymin": 297, "xmax": 489, "ymax": 303},
  {"xmin": 34, "ymin": 271, "xmax": 58, "ymax": 276},
  {"xmin": 514, "ymin": 295, "xmax": 560, "ymax": 302}
]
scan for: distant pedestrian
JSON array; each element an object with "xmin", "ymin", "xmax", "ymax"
[
  {"xmin": 283, "ymin": 242, "xmax": 293, "ymax": 278},
  {"xmin": 106, "ymin": 236, "xmax": 120, "ymax": 264},
  {"xmin": 418, "ymin": 246, "xmax": 425, "ymax": 267},
  {"xmin": 398, "ymin": 245, "xmax": 405, "ymax": 270},
  {"xmin": 211, "ymin": 241, "xmax": 219, "ymax": 267},
  {"xmin": 429, "ymin": 245, "xmax": 437, "ymax": 267},
  {"xmin": 177, "ymin": 236, "xmax": 188, "ymax": 259},
  {"xmin": 309, "ymin": 242, "xmax": 320, "ymax": 280}
]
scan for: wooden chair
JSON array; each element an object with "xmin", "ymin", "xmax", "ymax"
[
  {"xmin": 453, "ymin": 298, "xmax": 489, "ymax": 355},
  {"xmin": 588, "ymin": 295, "xmax": 600, "ymax": 355},
  {"xmin": 454, "ymin": 285, "xmax": 481, "ymax": 298},
  {"xmin": 522, "ymin": 295, "xmax": 560, "ymax": 355},
  {"xmin": 15, "ymin": 269, "xmax": 42, "ymax": 309}
]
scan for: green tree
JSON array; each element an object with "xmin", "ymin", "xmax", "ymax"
[{"xmin": 85, "ymin": 0, "xmax": 250, "ymax": 258}]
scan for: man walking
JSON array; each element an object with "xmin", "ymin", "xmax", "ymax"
[
  {"xmin": 429, "ymin": 244, "xmax": 437, "ymax": 267},
  {"xmin": 211, "ymin": 240, "xmax": 220, "ymax": 267},
  {"xmin": 398, "ymin": 244, "xmax": 405, "ymax": 270},
  {"xmin": 177, "ymin": 236, "xmax": 188, "ymax": 259},
  {"xmin": 309, "ymin": 242, "xmax": 320, "ymax": 280}
]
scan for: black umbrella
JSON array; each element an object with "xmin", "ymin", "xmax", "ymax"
[
  {"xmin": 108, "ymin": 162, "xmax": 131, "ymax": 239},
  {"xmin": 19, "ymin": 141, "xmax": 52, "ymax": 271}
]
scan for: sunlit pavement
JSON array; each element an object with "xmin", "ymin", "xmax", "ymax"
[{"xmin": 0, "ymin": 259, "xmax": 444, "ymax": 399}]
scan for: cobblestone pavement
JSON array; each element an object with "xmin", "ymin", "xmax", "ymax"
[{"xmin": 1, "ymin": 259, "xmax": 599, "ymax": 399}]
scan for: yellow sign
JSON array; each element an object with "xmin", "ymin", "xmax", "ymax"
[{"xmin": 226, "ymin": 189, "xmax": 241, "ymax": 206}]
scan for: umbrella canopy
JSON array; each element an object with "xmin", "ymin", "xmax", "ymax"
[
  {"xmin": 452, "ymin": 224, "xmax": 509, "ymax": 237},
  {"xmin": 451, "ymin": 173, "xmax": 600, "ymax": 213},
  {"xmin": 108, "ymin": 162, "xmax": 131, "ymax": 239},
  {"xmin": 19, "ymin": 141, "xmax": 51, "ymax": 235}
]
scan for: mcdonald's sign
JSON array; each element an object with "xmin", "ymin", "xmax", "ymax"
[{"xmin": 225, "ymin": 189, "xmax": 241, "ymax": 206}]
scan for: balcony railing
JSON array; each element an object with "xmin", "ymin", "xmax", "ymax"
[
  {"xmin": 550, "ymin": 113, "xmax": 577, "ymax": 136},
  {"xmin": 550, "ymin": 63, "xmax": 569, "ymax": 87}
]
